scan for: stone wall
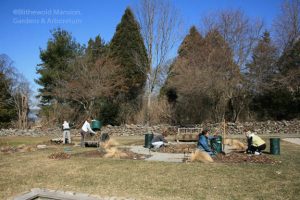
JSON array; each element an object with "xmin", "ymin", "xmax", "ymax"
[{"xmin": 0, "ymin": 120, "xmax": 299, "ymax": 137}]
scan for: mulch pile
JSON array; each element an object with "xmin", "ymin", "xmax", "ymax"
[
  {"xmin": 214, "ymin": 152, "xmax": 279, "ymax": 164},
  {"xmin": 48, "ymin": 152, "xmax": 71, "ymax": 160},
  {"xmin": 156, "ymin": 144, "xmax": 197, "ymax": 153},
  {"xmin": 74, "ymin": 148, "xmax": 150, "ymax": 160}
]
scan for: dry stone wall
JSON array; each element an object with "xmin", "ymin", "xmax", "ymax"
[{"xmin": 0, "ymin": 120, "xmax": 299, "ymax": 137}]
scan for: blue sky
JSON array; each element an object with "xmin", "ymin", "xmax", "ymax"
[{"xmin": 0, "ymin": 0, "xmax": 282, "ymax": 95}]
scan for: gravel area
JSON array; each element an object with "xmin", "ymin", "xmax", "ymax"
[{"xmin": 129, "ymin": 146, "xmax": 186, "ymax": 163}]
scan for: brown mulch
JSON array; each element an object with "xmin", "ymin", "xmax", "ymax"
[
  {"xmin": 48, "ymin": 152, "xmax": 71, "ymax": 160},
  {"xmin": 213, "ymin": 152, "xmax": 279, "ymax": 164},
  {"xmin": 74, "ymin": 148, "xmax": 150, "ymax": 160},
  {"xmin": 156, "ymin": 144, "xmax": 197, "ymax": 153}
]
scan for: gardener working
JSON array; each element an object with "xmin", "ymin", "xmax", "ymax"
[
  {"xmin": 245, "ymin": 131, "xmax": 266, "ymax": 155},
  {"xmin": 151, "ymin": 130, "xmax": 168, "ymax": 149},
  {"xmin": 197, "ymin": 128, "xmax": 216, "ymax": 156},
  {"xmin": 62, "ymin": 120, "xmax": 71, "ymax": 144},
  {"xmin": 80, "ymin": 117, "xmax": 96, "ymax": 147}
]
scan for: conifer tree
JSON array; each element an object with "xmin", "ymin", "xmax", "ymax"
[
  {"xmin": 86, "ymin": 35, "xmax": 107, "ymax": 62},
  {"xmin": 109, "ymin": 8, "xmax": 148, "ymax": 101},
  {"xmin": 163, "ymin": 26, "xmax": 203, "ymax": 102},
  {"xmin": 0, "ymin": 55, "xmax": 17, "ymax": 128},
  {"xmin": 36, "ymin": 28, "xmax": 82, "ymax": 105},
  {"xmin": 0, "ymin": 72, "xmax": 16, "ymax": 128},
  {"xmin": 247, "ymin": 31, "xmax": 278, "ymax": 93},
  {"xmin": 178, "ymin": 26, "xmax": 203, "ymax": 58}
]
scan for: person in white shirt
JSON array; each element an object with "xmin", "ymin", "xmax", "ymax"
[
  {"xmin": 62, "ymin": 121, "xmax": 71, "ymax": 144},
  {"xmin": 80, "ymin": 118, "xmax": 96, "ymax": 147}
]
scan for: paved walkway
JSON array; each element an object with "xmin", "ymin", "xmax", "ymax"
[
  {"xmin": 12, "ymin": 188, "xmax": 136, "ymax": 200},
  {"xmin": 282, "ymin": 138, "xmax": 300, "ymax": 145},
  {"xmin": 129, "ymin": 145, "xmax": 187, "ymax": 163}
]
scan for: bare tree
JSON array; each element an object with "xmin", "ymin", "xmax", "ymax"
[
  {"xmin": 11, "ymin": 75, "xmax": 31, "ymax": 129},
  {"xmin": 0, "ymin": 54, "xmax": 31, "ymax": 129},
  {"xmin": 135, "ymin": 0, "xmax": 182, "ymax": 125},
  {"xmin": 201, "ymin": 9, "xmax": 264, "ymax": 70},
  {"xmin": 53, "ymin": 56, "xmax": 124, "ymax": 119},
  {"xmin": 200, "ymin": 10, "xmax": 264, "ymax": 121},
  {"xmin": 274, "ymin": 0, "xmax": 300, "ymax": 51}
]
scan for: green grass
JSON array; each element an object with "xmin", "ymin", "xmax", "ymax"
[{"xmin": 0, "ymin": 136, "xmax": 299, "ymax": 200}]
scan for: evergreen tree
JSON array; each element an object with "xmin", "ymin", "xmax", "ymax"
[
  {"xmin": 0, "ymin": 56, "xmax": 17, "ymax": 128},
  {"xmin": 178, "ymin": 26, "xmax": 203, "ymax": 58},
  {"xmin": 164, "ymin": 28, "xmax": 240, "ymax": 123},
  {"xmin": 278, "ymin": 39, "xmax": 300, "ymax": 92},
  {"xmin": 163, "ymin": 26, "xmax": 203, "ymax": 100},
  {"xmin": 247, "ymin": 31, "xmax": 278, "ymax": 93},
  {"xmin": 36, "ymin": 28, "xmax": 83, "ymax": 105},
  {"xmin": 109, "ymin": 8, "xmax": 148, "ymax": 101},
  {"xmin": 86, "ymin": 35, "xmax": 107, "ymax": 62}
]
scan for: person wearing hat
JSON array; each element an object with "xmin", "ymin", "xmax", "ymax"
[
  {"xmin": 62, "ymin": 121, "xmax": 71, "ymax": 144},
  {"xmin": 245, "ymin": 130, "xmax": 266, "ymax": 155},
  {"xmin": 197, "ymin": 128, "xmax": 216, "ymax": 156}
]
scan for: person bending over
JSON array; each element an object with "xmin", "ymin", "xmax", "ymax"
[
  {"xmin": 246, "ymin": 131, "xmax": 266, "ymax": 155},
  {"xmin": 80, "ymin": 117, "xmax": 96, "ymax": 147},
  {"xmin": 197, "ymin": 128, "xmax": 216, "ymax": 156},
  {"xmin": 151, "ymin": 130, "xmax": 168, "ymax": 149}
]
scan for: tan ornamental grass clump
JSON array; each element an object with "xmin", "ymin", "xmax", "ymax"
[
  {"xmin": 101, "ymin": 138, "xmax": 119, "ymax": 149},
  {"xmin": 102, "ymin": 139, "xmax": 128, "ymax": 159},
  {"xmin": 190, "ymin": 150, "xmax": 214, "ymax": 163},
  {"xmin": 103, "ymin": 147, "xmax": 128, "ymax": 159},
  {"xmin": 224, "ymin": 139, "xmax": 246, "ymax": 150}
]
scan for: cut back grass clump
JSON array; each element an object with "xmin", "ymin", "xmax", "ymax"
[{"xmin": 190, "ymin": 150, "xmax": 214, "ymax": 163}]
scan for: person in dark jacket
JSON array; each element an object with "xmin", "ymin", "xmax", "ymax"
[
  {"xmin": 197, "ymin": 128, "xmax": 216, "ymax": 156},
  {"xmin": 151, "ymin": 130, "xmax": 168, "ymax": 149}
]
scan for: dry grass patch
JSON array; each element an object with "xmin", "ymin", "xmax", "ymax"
[{"xmin": 0, "ymin": 136, "xmax": 299, "ymax": 200}]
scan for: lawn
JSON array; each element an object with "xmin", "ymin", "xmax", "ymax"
[{"xmin": 0, "ymin": 135, "xmax": 299, "ymax": 200}]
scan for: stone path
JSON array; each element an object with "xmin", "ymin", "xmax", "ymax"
[
  {"xmin": 282, "ymin": 138, "xmax": 300, "ymax": 145},
  {"xmin": 129, "ymin": 145, "xmax": 187, "ymax": 163},
  {"xmin": 11, "ymin": 188, "xmax": 136, "ymax": 200}
]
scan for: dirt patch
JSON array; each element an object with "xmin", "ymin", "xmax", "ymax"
[
  {"xmin": 156, "ymin": 144, "xmax": 197, "ymax": 153},
  {"xmin": 0, "ymin": 145, "xmax": 36, "ymax": 154},
  {"xmin": 74, "ymin": 148, "xmax": 150, "ymax": 160},
  {"xmin": 214, "ymin": 152, "xmax": 279, "ymax": 164},
  {"xmin": 48, "ymin": 152, "xmax": 71, "ymax": 160}
]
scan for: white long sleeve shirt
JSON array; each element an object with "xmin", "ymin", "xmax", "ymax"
[
  {"xmin": 62, "ymin": 121, "xmax": 70, "ymax": 130},
  {"xmin": 81, "ymin": 121, "xmax": 95, "ymax": 134}
]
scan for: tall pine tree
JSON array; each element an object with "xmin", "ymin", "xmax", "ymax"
[
  {"xmin": 247, "ymin": 31, "xmax": 278, "ymax": 94},
  {"xmin": 109, "ymin": 8, "xmax": 148, "ymax": 101},
  {"xmin": 36, "ymin": 28, "xmax": 82, "ymax": 105},
  {"xmin": 86, "ymin": 35, "xmax": 107, "ymax": 63},
  {"xmin": 178, "ymin": 26, "xmax": 203, "ymax": 58},
  {"xmin": 163, "ymin": 26, "xmax": 203, "ymax": 97}
]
